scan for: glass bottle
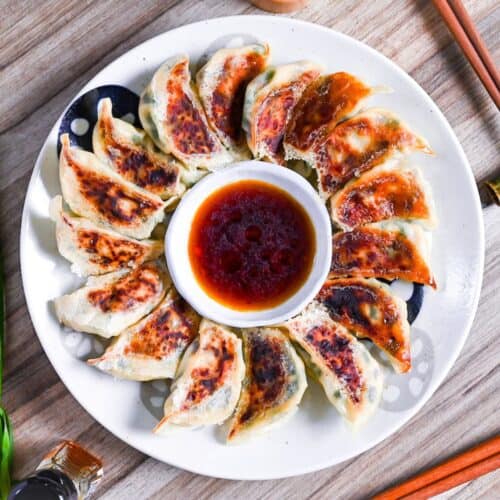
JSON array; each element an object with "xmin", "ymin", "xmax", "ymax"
[{"xmin": 8, "ymin": 441, "xmax": 103, "ymax": 500}]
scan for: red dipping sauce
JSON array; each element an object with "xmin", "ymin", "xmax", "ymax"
[{"xmin": 189, "ymin": 180, "xmax": 316, "ymax": 311}]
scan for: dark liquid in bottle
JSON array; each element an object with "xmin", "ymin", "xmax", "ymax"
[{"xmin": 8, "ymin": 469, "xmax": 77, "ymax": 500}]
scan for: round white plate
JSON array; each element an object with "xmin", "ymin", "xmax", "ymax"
[{"xmin": 20, "ymin": 16, "xmax": 484, "ymax": 479}]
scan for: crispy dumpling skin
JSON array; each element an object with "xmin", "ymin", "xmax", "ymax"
[
  {"xmin": 49, "ymin": 195, "xmax": 163, "ymax": 276},
  {"xmin": 88, "ymin": 289, "xmax": 200, "ymax": 380},
  {"xmin": 154, "ymin": 319, "xmax": 244, "ymax": 432},
  {"xmin": 242, "ymin": 61, "xmax": 323, "ymax": 164},
  {"xmin": 284, "ymin": 72, "xmax": 378, "ymax": 162},
  {"xmin": 330, "ymin": 161, "xmax": 437, "ymax": 230},
  {"xmin": 317, "ymin": 278, "xmax": 411, "ymax": 373},
  {"xmin": 330, "ymin": 221, "xmax": 436, "ymax": 288},
  {"xmin": 92, "ymin": 98, "xmax": 185, "ymax": 199},
  {"xmin": 59, "ymin": 134, "xmax": 167, "ymax": 240},
  {"xmin": 139, "ymin": 54, "xmax": 232, "ymax": 171},
  {"xmin": 196, "ymin": 44, "xmax": 270, "ymax": 160},
  {"xmin": 311, "ymin": 108, "xmax": 433, "ymax": 199},
  {"xmin": 226, "ymin": 328, "xmax": 307, "ymax": 444},
  {"xmin": 54, "ymin": 261, "xmax": 169, "ymax": 338},
  {"xmin": 284, "ymin": 303, "xmax": 383, "ymax": 425}
]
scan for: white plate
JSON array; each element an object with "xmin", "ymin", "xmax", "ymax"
[{"xmin": 20, "ymin": 16, "xmax": 484, "ymax": 479}]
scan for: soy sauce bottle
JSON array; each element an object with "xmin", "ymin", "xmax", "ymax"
[{"xmin": 8, "ymin": 441, "xmax": 102, "ymax": 500}]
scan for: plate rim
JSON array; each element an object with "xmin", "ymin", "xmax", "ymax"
[{"xmin": 19, "ymin": 15, "xmax": 485, "ymax": 480}]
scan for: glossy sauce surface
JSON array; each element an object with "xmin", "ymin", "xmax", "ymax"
[{"xmin": 189, "ymin": 180, "xmax": 315, "ymax": 311}]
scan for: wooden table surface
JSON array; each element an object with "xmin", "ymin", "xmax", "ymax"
[{"xmin": 1, "ymin": 1, "xmax": 499, "ymax": 498}]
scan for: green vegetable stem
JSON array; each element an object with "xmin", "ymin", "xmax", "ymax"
[{"xmin": 0, "ymin": 257, "xmax": 13, "ymax": 500}]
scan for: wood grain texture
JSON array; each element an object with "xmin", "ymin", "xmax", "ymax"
[{"xmin": 0, "ymin": 0, "xmax": 499, "ymax": 498}]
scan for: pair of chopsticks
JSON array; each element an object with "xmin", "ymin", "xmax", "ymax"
[
  {"xmin": 373, "ymin": 435, "xmax": 500, "ymax": 499},
  {"xmin": 431, "ymin": 0, "xmax": 499, "ymax": 108},
  {"xmin": 433, "ymin": 0, "xmax": 500, "ymax": 209}
]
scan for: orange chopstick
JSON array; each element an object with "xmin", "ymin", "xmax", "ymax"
[
  {"xmin": 373, "ymin": 435, "xmax": 500, "ymax": 500},
  {"xmin": 448, "ymin": 0, "xmax": 500, "ymax": 90},
  {"xmin": 403, "ymin": 454, "xmax": 500, "ymax": 499},
  {"xmin": 432, "ymin": 0, "xmax": 500, "ymax": 108}
]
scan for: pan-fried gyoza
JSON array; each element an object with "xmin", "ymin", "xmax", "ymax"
[
  {"xmin": 226, "ymin": 327, "xmax": 307, "ymax": 443},
  {"xmin": 93, "ymin": 97, "xmax": 184, "ymax": 199},
  {"xmin": 154, "ymin": 320, "xmax": 244, "ymax": 432},
  {"xmin": 197, "ymin": 44, "xmax": 270, "ymax": 160},
  {"xmin": 59, "ymin": 134, "xmax": 168, "ymax": 239},
  {"xmin": 88, "ymin": 288, "xmax": 200, "ymax": 380}
]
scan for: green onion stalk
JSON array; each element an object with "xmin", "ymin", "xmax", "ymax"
[{"xmin": 0, "ymin": 256, "xmax": 13, "ymax": 500}]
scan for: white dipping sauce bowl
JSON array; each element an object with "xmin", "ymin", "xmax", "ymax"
[{"xmin": 165, "ymin": 161, "xmax": 332, "ymax": 328}]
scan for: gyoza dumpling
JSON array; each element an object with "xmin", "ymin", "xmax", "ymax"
[
  {"xmin": 226, "ymin": 327, "xmax": 307, "ymax": 444},
  {"xmin": 139, "ymin": 54, "xmax": 232, "ymax": 171},
  {"xmin": 242, "ymin": 61, "xmax": 323, "ymax": 164},
  {"xmin": 154, "ymin": 319, "xmax": 244, "ymax": 432},
  {"xmin": 92, "ymin": 98, "xmax": 185, "ymax": 199},
  {"xmin": 59, "ymin": 134, "xmax": 167, "ymax": 239},
  {"xmin": 284, "ymin": 303, "xmax": 383, "ymax": 425},
  {"xmin": 284, "ymin": 72, "xmax": 379, "ymax": 163},
  {"xmin": 330, "ymin": 160, "xmax": 437, "ymax": 230},
  {"xmin": 54, "ymin": 261, "xmax": 169, "ymax": 338},
  {"xmin": 330, "ymin": 221, "xmax": 436, "ymax": 288},
  {"xmin": 88, "ymin": 289, "xmax": 200, "ymax": 380},
  {"xmin": 196, "ymin": 44, "xmax": 269, "ymax": 160},
  {"xmin": 311, "ymin": 108, "xmax": 433, "ymax": 199},
  {"xmin": 49, "ymin": 195, "xmax": 163, "ymax": 276},
  {"xmin": 317, "ymin": 278, "xmax": 411, "ymax": 373}
]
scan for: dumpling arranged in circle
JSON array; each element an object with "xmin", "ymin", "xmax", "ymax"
[
  {"xmin": 284, "ymin": 72, "xmax": 380, "ymax": 163},
  {"xmin": 330, "ymin": 221, "xmax": 436, "ymax": 288},
  {"xmin": 54, "ymin": 260, "xmax": 169, "ymax": 338},
  {"xmin": 59, "ymin": 134, "xmax": 168, "ymax": 240},
  {"xmin": 93, "ymin": 97, "xmax": 184, "ymax": 199},
  {"xmin": 88, "ymin": 288, "xmax": 200, "ymax": 380},
  {"xmin": 317, "ymin": 278, "xmax": 411, "ymax": 373},
  {"xmin": 139, "ymin": 54, "xmax": 232, "ymax": 171},
  {"xmin": 284, "ymin": 303, "xmax": 383, "ymax": 426},
  {"xmin": 196, "ymin": 43, "xmax": 270, "ymax": 160},
  {"xmin": 154, "ymin": 319, "xmax": 244, "ymax": 432},
  {"xmin": 242, "ymin": 61, "xmax": 323, "ymax": 164},
  {"xmin": 226, "ymin": 327, "xmax": 307, "ymax": 444},
  {"xmin": 330, "ymin": 160, "xmax": 437, "ymax": 230},
  {"xmin": 50, "ymin": 195, "xmax": 164, "ymax": 276},
  {"xmin": 310, "ymin": 108, "xmax": 433, "ymax": 199}
]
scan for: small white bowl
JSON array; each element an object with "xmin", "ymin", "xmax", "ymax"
[{"xmin": 165, "ymin": 161, "xmax": 332, "ymax": 328}]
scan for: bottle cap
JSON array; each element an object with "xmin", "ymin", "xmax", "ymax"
[{"xmin": 37, "ymin": 441, "xmax": 103, "ymax": 499}]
